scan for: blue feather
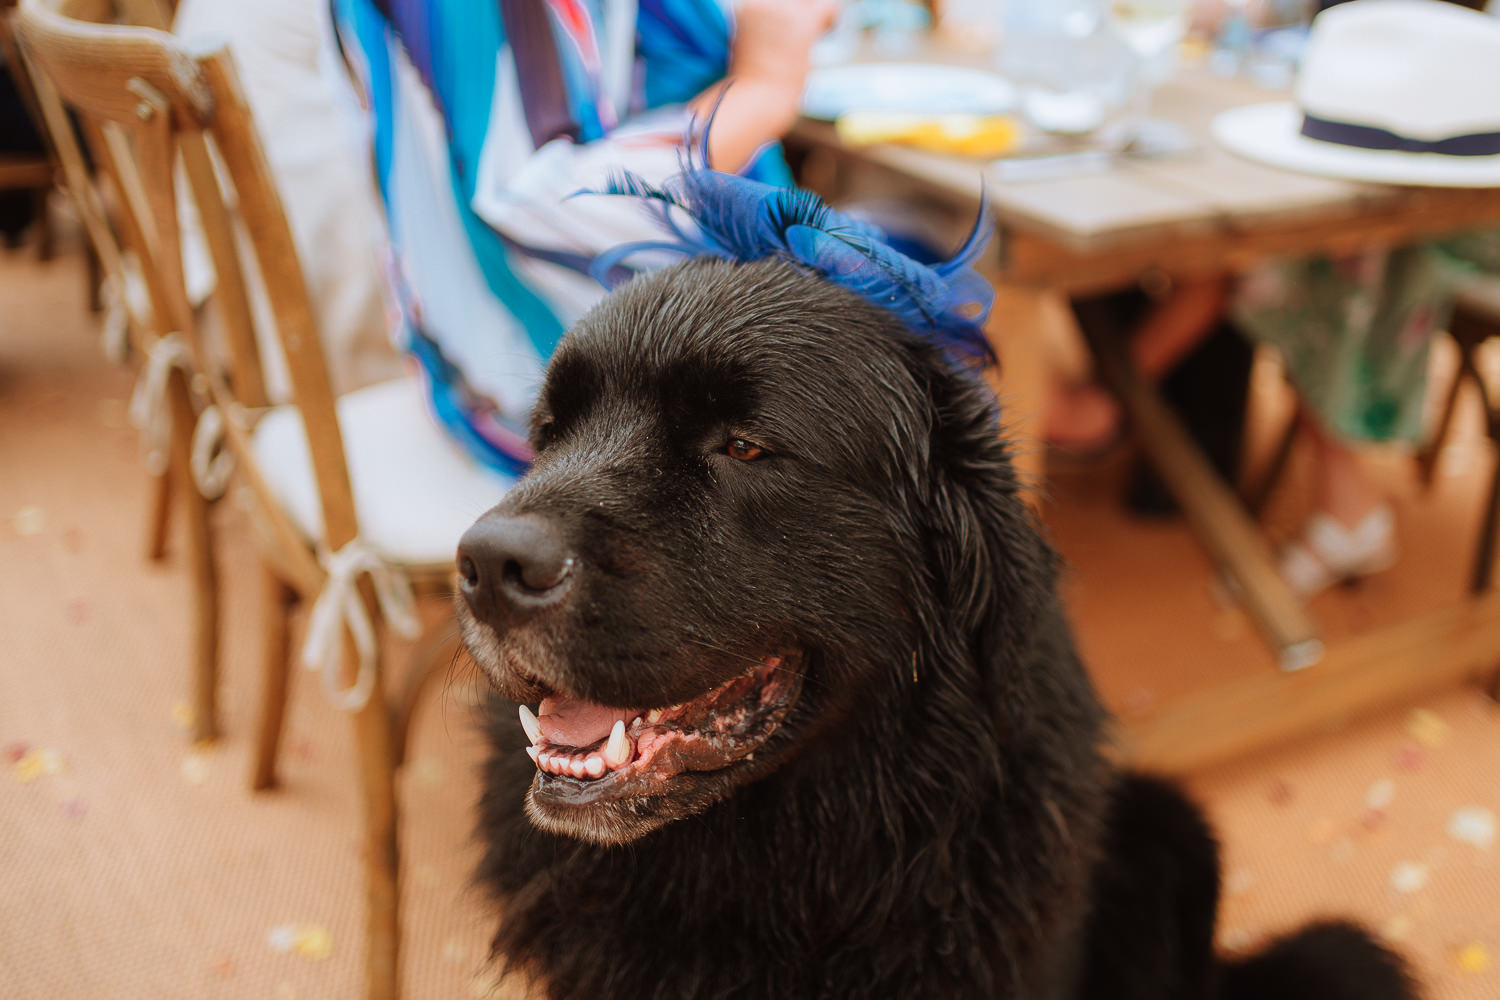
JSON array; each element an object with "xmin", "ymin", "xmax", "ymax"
[{"xmin": 588, "ymin": 146, "xmax": 995, "ymax": 365}]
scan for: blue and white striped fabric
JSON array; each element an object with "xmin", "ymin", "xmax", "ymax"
[{"xmin": 333, "ymin": 0, "xmax": 793, "ymax": 473}]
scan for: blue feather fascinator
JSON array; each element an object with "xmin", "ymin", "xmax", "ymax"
[{"xmin": 585, "ymin": 149, "xmax": 996, "ymax": 364}]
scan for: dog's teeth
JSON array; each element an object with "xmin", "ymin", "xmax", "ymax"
[
  {"xmin": 519, "ymin": 704, "xmax": 543, "ymax": 744},
  {"xmin": 569, "ymin": 758, "xmax": 587, "ymax": 779},
  {"xmin": 537, "ymin": 751, "xmax": 552, "ymax": 768},
  {"xmin": 632, "ymin": 716, "xmax": 643, "ymax": 728},
  {"xmin": 646, "ymin": 709, "xmax": 663, "ymax": 725},
  {"xmin": 584, "ymin": 755, "xmax": 605, "ymax": 778},
  {"xmin": 604, "ymin": 720, "xmax": 631, "ymax": 768},
  {"xmin": 525, "ymin": 747, "xmax": 539, "ymax": 765}
]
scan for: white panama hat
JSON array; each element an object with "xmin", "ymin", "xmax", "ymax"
[{"xmin": 1212, "ymin": 0, "xmax": 1500, "ymax": 187}]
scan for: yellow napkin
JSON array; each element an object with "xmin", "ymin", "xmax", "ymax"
[{"xmin": 835, "ymin": 111, "xmax": 1022, "ymax": 158}]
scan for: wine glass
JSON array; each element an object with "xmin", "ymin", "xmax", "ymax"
[{"xmin": 1107, "ymin": 0, "xmax": 1194, "ymax": 152}]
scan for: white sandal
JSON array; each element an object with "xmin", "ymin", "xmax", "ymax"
[{"xmin": 1278, "ymin": 504, "xmax": 1398, "ymax": 598}]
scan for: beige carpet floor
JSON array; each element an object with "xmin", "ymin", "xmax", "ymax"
[{"xmin": 2, "ymin": 229, "xmax": 1496, "ymax": 999}]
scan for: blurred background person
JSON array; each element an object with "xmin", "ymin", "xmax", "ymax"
[
  {"xmin": 1050, "ymin": 0, "xmax": 1500, "ymax": 598},
  {"xmin": 332, "ymin": 0, "xmax": 836, "ymax": 472}
]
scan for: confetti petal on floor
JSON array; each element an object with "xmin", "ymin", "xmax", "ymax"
[
  {"xmin": 1405, "ymin": 708, "xmax": 1450, "ymax": 749},
  {"xmin": 1365, "ymin": 778, "xmax": 1396, "ymax": 811},
  {"xmin": 1389, "ymin": 861, "xmax": 1430, "ymax": 895},
  {"xmin": 292, "ymin": 924, "xmax": 332, "ymax": 960},
  {"xmin": 210, "ymin": 955, "xmax": 236, "ymax": 978},
  {"xmin": 3, "ymin": 741, "xmax": 29, "ymax": 764},
  {"xmin": 409, "ymin": 757, "xmax": 446, "ymax": 788},
  {"xmin": 1217, "ymin": 928, "xmax": 1252, "ymax": 954},
  {"xmin": 180, "ymin": 752, "xmax": 211, "ymax": 786},
  {"xmin": 1393, "ymin": 742, "xmax": 1426, "ymax": 772},
  {"xmin": 59, "ymin": 796, "xmax": 86, "ymax": 820},
  {"xmin": 13, "ymin": 747, "xmax": 66, "ymax": 783},
  {"xmin": 170, "ymin": 702, "xmax": 195, "ymax": 734},
  {"xmin": 289, "ymin": 736, "xmax": 315, "ymax": 763},
  {"xmin": 266, "ymin": 925, "xmax": 298, "ymax": 954},
  {"xmin": 1381, "ymin": 913, "xmax": 1415, "ymax": 943},
  {"xmin": 1267, "ymin": 779, "xmax": 1294, "ymax": 806},
  {"xmin": 442, "ymin": 938, "xmax": 471, "ymax": 965},
  {"xmin": 12, "ymin": 506, "xmax": 45, "ymax": 537},
  {"xmin": 1446, "ymin": 806, "xmax": 1497, "ymax": 851},
  {"xmin": 1455, "ymin": 943, "xmax": 1491, "ymax": 974}
]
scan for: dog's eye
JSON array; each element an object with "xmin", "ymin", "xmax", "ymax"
[{"xmin": 725, "ymin": 438, "xmax": 765, "ymax": 462}]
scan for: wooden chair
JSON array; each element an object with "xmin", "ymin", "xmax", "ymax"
[
  {"xmin": 1249, "ymin": 277, "xmax": 1500, "ymax": 601},
  {"xmin": 1416, "ymin": 278, "xmax": 1500, "ymax": 595},
  {"xmin": 16, "ymin": 2, "xmax": 514, "ymax": 996},
  {"xmin": 0, "ymin": 0, "xmax": 55, "ymax": 257},
  {"xmin": 11, "ymin": 0, "xmax": 221, "ymax": 740}
]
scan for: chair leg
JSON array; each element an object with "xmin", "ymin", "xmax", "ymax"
[
  {"xmin": 1417, "ymin": 356, "xmax": 1466, "ymax": 488},
  {"xmin": 349, "ymin": 631, "xmax": 401, "ymax": 1000},
  {"xmin": 250, "ymin": 564, "xmax": 297, "ymax": 791},
  {"xmin": 168, "ymin": 372, "xmax": 219, "ymax": 743},
  {"xmin": 144, "ymin": 465, "xmax": 172, "ymax": 561},
  {"xmin": 33, "ymin": 186, "xmax": 54, "ymax": 261},
  {"xmin": 1471, "ymin": 374, "xmax": 1500, "ymax": 595},
  {"xmin": 85, "ymin": 241, "xmax": 103, "ymax": 313},
  {"xmin": 391, "ymin": 622, "xmax": 460, "ymax": 770},
  {"xmin": 1473, "ymin": 461, "xmax": 1500, "ymax": 595}
]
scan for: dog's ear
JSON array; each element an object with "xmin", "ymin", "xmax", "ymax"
[{"xmin": 917, "ymin": 353, "xmax": 1060, "ymax": 668}]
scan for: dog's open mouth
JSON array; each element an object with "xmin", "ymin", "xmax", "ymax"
[{"xmin": 518, "ymin": 654, "xmax": 801, "ymax": 808}]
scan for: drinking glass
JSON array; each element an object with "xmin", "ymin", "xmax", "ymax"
[
  {"xmin": 1000, "ymin": 0, "xmax": 1135, "ymax": 138},
  {"xmin": 1108, "ymin": 0, "xmax": 1193, "ymax": 151}
]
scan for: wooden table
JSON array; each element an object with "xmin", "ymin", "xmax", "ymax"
[{"xmin": 788, "ymin": 69, "xmax": 1500, "ymax": 771}]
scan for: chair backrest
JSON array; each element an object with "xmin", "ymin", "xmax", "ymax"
[
  {"xmin": 8, "ymin": 0, "xmax": 155, "ymax": 356},
  {"xmin": 16, "ymin": 0, "xmax": 358, "ymax": 588}
]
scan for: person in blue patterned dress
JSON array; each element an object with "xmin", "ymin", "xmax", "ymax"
[{"xmin": 332, "ymin": 0, "xmax": 835, "ymax": 473}]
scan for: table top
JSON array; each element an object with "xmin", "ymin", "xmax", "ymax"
[{"xmin": 791, "ymin": 65, "xmax": 1500, "ymax": 290}]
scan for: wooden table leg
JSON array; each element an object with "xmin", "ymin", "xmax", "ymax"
[
  {"xmin": 984, "ymin": 280, "xmax": 1066, "ymax": 504},
  {"xmin": 1089, "ymin": 329, "xmax": 1324, "ymax": 670},
  {"xmin": 1119, "ymin": 589, "xmax": 1500, "ymax": 772}
]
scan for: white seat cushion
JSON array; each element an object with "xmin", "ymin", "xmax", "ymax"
[{"xmin": 251, "ymin": 377, "xmax": 517, "ymax": 568}]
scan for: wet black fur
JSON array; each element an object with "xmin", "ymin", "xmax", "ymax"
[{"xmin": 469, "ymin": 258, "xmax": 1417, "ymax": 1000}]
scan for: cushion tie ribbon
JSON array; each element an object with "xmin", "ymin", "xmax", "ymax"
[
  {"xmin": 128, "ymin": 332, "xmax": 191, "ymax": 477},
  {"xmin": 190, "ymin": 404, "xmax": 237, "ymax": 500},
  {"xmin": 300, "ymin": 539, "xmax": 421, "ymax": 712}
]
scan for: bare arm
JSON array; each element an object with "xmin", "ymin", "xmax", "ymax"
[{"xmin": 687, "ymin": 0, "xmax": 839, "ymax": 172}]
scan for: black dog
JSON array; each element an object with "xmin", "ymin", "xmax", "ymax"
[{"xmin": 455, "ymin": 257, "xmax": 1416, "ymax": 1000}]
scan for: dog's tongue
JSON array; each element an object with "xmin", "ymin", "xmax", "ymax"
[{"xmin": 537, "ymin": 696, "xmax": 635, "ymax": 749}]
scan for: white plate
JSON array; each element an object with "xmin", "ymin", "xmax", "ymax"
[{"xmin": 801, "ymin": 63, "xmax": 1018, "ymax": 121}]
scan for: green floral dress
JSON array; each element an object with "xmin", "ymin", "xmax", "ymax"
[{"xmin": 1232, "ymin": 230, "xmax": 1500, "ymax": 446}]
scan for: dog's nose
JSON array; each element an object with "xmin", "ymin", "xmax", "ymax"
[{"xmin": 457, "ymin": 514, "xmax": 575, "ymax": 618}]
